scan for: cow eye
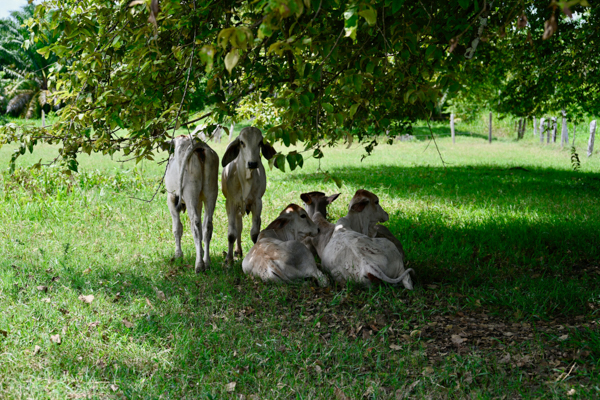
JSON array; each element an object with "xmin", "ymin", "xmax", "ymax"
[
  {"xmin": 300, "ymin": 214, "xmax": 306, "ymax": 218},
  {"xmin": 240, "ymin": 141, "xmax": 245, "ymax": 147}
]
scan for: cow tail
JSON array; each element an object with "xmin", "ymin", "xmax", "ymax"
[
  {"xmin": 176, "ymin": 141, "xmax": 204, "ymax": 212},
  {"xmin": 367, "ymin": 266, "xmax": 414, "ymax": 285}
]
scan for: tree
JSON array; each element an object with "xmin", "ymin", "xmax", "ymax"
[
  {"xmin": 0, "ymin": 5, "xmax": 59, "ymax": 119},
  {"xmin": 0, "ymin": 0, "xmax": 591, "ymax": 172}
]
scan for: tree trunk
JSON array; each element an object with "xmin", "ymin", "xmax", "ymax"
[
  {"xmin": 533, "ymin": 116, "xmax": 537, "ymax": 137},
  {"xmin": 539, "ymin": 118, "xmax": 545, "ymax": 144},
  {"xmin": 228, "ymin": 122, "xmax": 235, "ymax": 142},
  {"xmin": 451, "ymin": 113, "xmax": 455, "ymax": 144},
  {"xmin": 588, "ymin": 120, "xmax": 597, "ymax": 157},
  {"xmin": 42, "ymin": 110, "xmax": 45, "ymax": 128},
  {"xmin": 488, "ymin": 112, "xmax": 492, "ymax": 143},
  {"xmin": 517, "ymin": 118, "xmax": 522, "ymax": 139},
  {"xmin": 551, "ymin": 117, "xmax": 557, "ymax": 143},
  {"xmin": 520, "ymin": 118, "xmax": 526, "ymax": 139},
  {"xmin": 546, "ymin": 119, "xmax": 551, "ymax": 144}
]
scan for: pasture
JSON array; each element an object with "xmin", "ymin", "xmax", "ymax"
[{"xmin": 1, "ymin": 123, "xmax": 600, "ymax": 399}]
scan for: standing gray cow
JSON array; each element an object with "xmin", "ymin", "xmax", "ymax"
[
  {"xmin": 165, "ymin": 136, "xmax": 219, "ymax": 273},
  {"xmin": 221, "ymin": 127, "xmax": 277, "ymax": 264}
]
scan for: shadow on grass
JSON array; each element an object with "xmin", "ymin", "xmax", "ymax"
[{"xmin": 410, "ymin": 126, "xmax": 499, "ymax": 142}]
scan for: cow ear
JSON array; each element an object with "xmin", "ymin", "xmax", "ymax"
[
  {"xmin": 222, "ymin": 138, "xmax": 240, "ymax": 167},
  {"xmin": 327, "ymin": 193, "xmax": 341, "ymax": 204},
  {"xmin": 350, "ymin": 198, "xmax": 369, "ymax": 212},
  {"xmin": 300, "ymin": 193, "xmax": 312, "ymax": 205},
  {"xmin": 265, "ymin": 217, "xmax": 289, "ymax": 230},
  {"xmin": 260, "ymin": 141, "xmax": 277, "ymax": 160}
]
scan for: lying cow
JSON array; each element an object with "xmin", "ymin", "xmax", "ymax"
[
  {"xmin": 242, "ymin": 204, "xmax": 328, "ymax": 287},
  {"xmin": 299, "ymin": 191, "xmax": 340, "ymax": 255},
  {"xmin": 165, "ymin": 136, "xmax": 219, "ymax": 273},
  {"xmin": 222, "ymin": 127, "xmax": 277, "ymax": 264},
  {"xmin": 311, "ymin": 212, "xmax": 413, "ymax": 289},
  {"xmin": 337, "ymin": 189, "xmax": 406, "ymax": 263}
]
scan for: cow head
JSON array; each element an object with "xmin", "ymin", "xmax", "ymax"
[
  {"xmin": 221, "ymin": 127, "xmax": 277, "ymax": 169},
  {"xmin": 266, "ymin": 204, "xmax": 319, "ymax": 240},
  {"xmin": 300, "ymin": 191, "xmax": 341, "ymax": 219},
  {"xmin": 347, "ymin": 189, "xmax": 389, "ymax": 235}
]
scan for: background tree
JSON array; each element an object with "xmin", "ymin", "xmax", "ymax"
[{"xmin": 0, "ymin": 4, "xmax": 59, "ymax": 119}]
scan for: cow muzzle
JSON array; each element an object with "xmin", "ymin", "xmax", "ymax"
[{"xmin": 248, "ymin": 161, "xmax": 259, "ymax": 169}]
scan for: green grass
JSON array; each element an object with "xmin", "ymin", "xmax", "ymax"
[{"xmin": 1, "ymin": 118, "xmax": 600, "ymax": 399}]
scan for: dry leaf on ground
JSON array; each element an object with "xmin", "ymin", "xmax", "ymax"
[
  {"xmin": 334, "ymin": 387, "xmax": 350, "ymax": 400},
  {"xmin": 79, "ymin": 294, "xmax": 94, "ymax": 304},
  {"xmin": 50, "ymin": 334, "xmax": 61, "ymax": 344},
  {"xmin": 396, "ymin": 379, "xmax": 420, "ymax": 400},
  {"xmin": 499, "ymin": 354, "xmax": 511, "ymax": 364},
  {"xmin": 156, "ymin": 290, "xmax": 166, "ymax": 301},
  {"xmin": 145, "ymin": 298, "xmax": 154, "ymax": 309},
  {"xmin": 37, "ymin": 285, "xmax": 48, "ymax": 292},
  {"xmin": 122, "ymin": 319, "xmax": 134, "ymax": 328},
  {"xmin": 451, "ymin": 334, "xmax": 466, "ymax": 345},
  {"xmin": 33, "ymin": 345, "xmax": 41, "ymax": 355},
  {"xmin": 225, "ymin": 382, "xmax": 236, "ymax": 392},
  {"xmin": 110, "ymin": 384, "xmax": 118, "ymax": 392},
  {"xmin": 390, "ymin": 344, "xmax": 402, "ymax": 350}
]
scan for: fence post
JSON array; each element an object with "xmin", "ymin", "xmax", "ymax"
[
  {"xmin": 533, "ymin": 116, "xmax": 537, "ymax": 137},
  {"xmin": 488, "ymin": 112, "xmax": 492, "ymax": 143},
  {"xmin": 451, "ymin": 113, "xmax": 455, "ymax": 144},
  {"xmin": 540, "ymin": 117, "xmax": 545, "ymax": 143},
  {"xmin": 588, "ymin": 120, "xmax": 597, "ymax": 157},
  {"xmin": 521, "ymin": 118, "xmax": 526, "ymax": 139},
  {"xmin": 551, "ymin": 117, "xmax": 558, "ymax": 143},
  {"xmin": 41, "ymin": 110, "xmax": 45, "ymax": 128},
  {"xmin": 517, "ymin": 118, "xmax": 522, "ymax": 139}
]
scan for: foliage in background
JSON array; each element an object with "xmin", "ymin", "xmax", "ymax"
[
  {"xmin": 447, "ymin": 2, "xmax": 598, "ymax": 123},
  {"xmin": 0, "ymin": 5, "xmax": 59, "ymax": 119}
]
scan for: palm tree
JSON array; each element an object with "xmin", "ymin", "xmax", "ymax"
[{"xmin": 0, "ymin": 4, "xmax": 58, "ymax": 119}]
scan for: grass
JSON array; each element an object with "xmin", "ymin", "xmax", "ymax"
[{"xmin": 1, "ymin": 116, "xmax": 600, "ymax": 399}]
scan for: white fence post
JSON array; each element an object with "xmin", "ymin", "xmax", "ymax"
[
  {"xmin": 551, "ymin": 117, "xmax": 557, "ymax": 143},
  {"xmin": 588, "ymin": 120, "xmax": 597, "ymax": 157},
  {"xmin": 451, "ymin": 113, "xmax": 455, "ymax": 144},
  {"xmin": 540, "ymin": 117, "xmax": 545, "ymax": 144},
  {"xmin": 533, "ymin": 116, "xmax": 537, "ymax": 137}
]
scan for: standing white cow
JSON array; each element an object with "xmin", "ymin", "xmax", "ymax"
[
  {"xmin": 242, "ymin": 204, "xmax": 328, "ymax": 286},
  {"xmin": 165, "ymin": 136, "xmax": 219, "ymax": 273},
  {"xmin": 337, "ymin": 189, "xmax": 406, "ymax": 263},
  {"xmin": 221, "ymin": 127, "xmax": 277, "ymax": 264}
]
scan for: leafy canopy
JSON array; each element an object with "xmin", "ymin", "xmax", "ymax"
[{"xmin": 0, "ymin": 0, "xmax": 592, "ymax": 172}]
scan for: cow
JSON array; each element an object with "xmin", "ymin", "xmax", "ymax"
[
  {"xmin": 336, "ymin": 189, "xmax": 406, "ymax": 263},
  {"xmin": 299, "ymin": 191, "xmax": 340, "ymax": 255},
  {"xmin": 242, "ymin": 204, "xmax": 329, "ymax": 287},
  {"xmin": 310, "ymin": 212, "xmax": 414, "ymax": 289},
  {"xmin": 221, "ymin": 127, "xmax": 277, "ymax": 264},
  {"xmin": 164, "ymin": 136, "xmax": 219, "ymax": 273}
]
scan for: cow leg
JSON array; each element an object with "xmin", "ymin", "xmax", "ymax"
[
  {"xmin": 225, "ymin": 198, "xmax": 238, "ymax": 265},
  {"xmin": 234, "ymin": 212, "xmax": 243, "ymax": 258},
  {"xmin": 202, "ymin": 193, "xmax": 216, "ymax": 269},
  {"xmin": 250, "ymin": 198, "xmax": 262, "ymax": 244},
  {"xmin": 167, "ymin": 194, "xmax": 183, "ymax": 259},
  {"xmin": 187, "ymin": 199, "xmax": 205, "ymax": 273}
]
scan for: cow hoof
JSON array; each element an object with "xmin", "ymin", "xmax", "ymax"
[
  {"xmin": 173, "ymin": 251, "xmax": 183, "ymax": 260},
  {"xmin": 195, "ymin": 264, "xmax": 206, "ymax": 274}
]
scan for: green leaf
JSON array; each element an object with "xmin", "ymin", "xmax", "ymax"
[
  {"xmin": 322, "ymin": 103, "xmax": 334, "ymax": 113},
  {"xmin": 349, "ymin": 103, "xmax": 359, "ymax": 118},
  {"xmin": 358, "ymin": 8, "xmax": 377, "ymax": 26},
  {"xmin": 287, "ymin": 153, "xmax": 297, "ymax": 171},
  {"xmin": 392, "ymin": 0, "xmax": 405, "ymax": 14},
  {"xmin": 224, "ymin": 49, "xmax": 240, "ymax": 74},
  {"xmin": 275, "ymin": 154, "xmax": 286, "ymax": 172},
  {"xmin": 458, "ymin": 0, "xmax": 470, "ymax": 10},
  {"xmin": 425, "ymin": 44, "xmax": 436, "ymax": 59}
]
